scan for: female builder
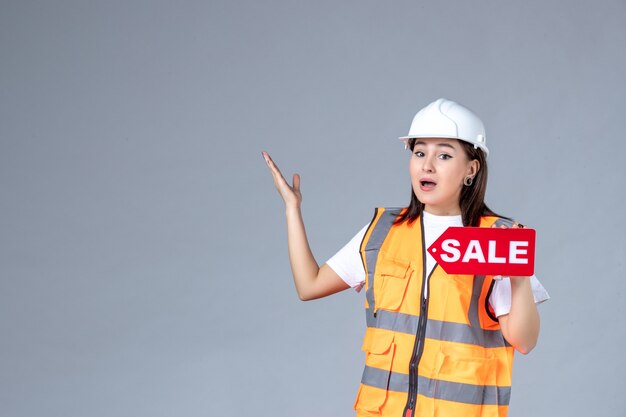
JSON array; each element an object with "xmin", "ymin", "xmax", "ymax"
[{"xmin": 262, "ymin": 98, "xmax": 549, "ymax": 417}]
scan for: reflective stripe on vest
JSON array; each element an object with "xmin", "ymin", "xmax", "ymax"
[
  {"xmin": 364, "ymin": 308, "xmax": 510, "ymax": 348},
  {"xmin": 361, "ymin": 365, "xmax": 511, "ymax": 406},
  {"xmin": 354, "ymin": 208, "xmax": 515, "ymax": 417}
]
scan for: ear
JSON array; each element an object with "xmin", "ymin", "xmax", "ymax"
[{"xmin": 467, "ymin": 159, "xmax": 480, "ymax": 177}]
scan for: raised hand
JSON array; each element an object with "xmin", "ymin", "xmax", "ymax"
[{"xmin": 262, "ymin": 151, "xmax": 302, "ymax": 209}]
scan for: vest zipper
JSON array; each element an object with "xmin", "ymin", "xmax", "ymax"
[
  {"xmin": 403, "ymin": 216, "xmax": 434, "ymax": 417},
  {"xmin": 403, "ymin": 270, "xmax": 433, "ymax": 416}
]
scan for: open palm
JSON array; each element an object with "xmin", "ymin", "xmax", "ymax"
[{"xmin": 262, "ymin": 151, "xmax": 302, "ymax": 208}]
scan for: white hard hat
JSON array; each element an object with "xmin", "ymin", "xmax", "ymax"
[{"xmin": 399, "ymin": 98, "xmax": 489, "ymax": 157}]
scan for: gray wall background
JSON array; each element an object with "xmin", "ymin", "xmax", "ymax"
[{"xmin": 1, "ymin": 1, "xmax": 625, "ymax": 416}]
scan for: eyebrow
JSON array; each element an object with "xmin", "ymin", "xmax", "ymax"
[{"xmin": 414, "ymin": 140, "xmax": 457, "ymax": 150}]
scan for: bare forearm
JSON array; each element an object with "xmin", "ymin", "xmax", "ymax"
[
  {"xmin": 285, "ymin": 206, "xmax": 320, "ymax": 300},
  {"xmin": 503, "ymin": 277, "xmax": 540, "ymax": 354}
]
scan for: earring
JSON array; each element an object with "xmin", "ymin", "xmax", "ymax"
[{"xmin": 464, "ymin": 176, "xmax": 474, "ymax": 186}]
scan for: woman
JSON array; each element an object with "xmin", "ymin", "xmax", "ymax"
[{"xmin": 262, "ymin": 98, "xmax": 549, "ymax": 417}]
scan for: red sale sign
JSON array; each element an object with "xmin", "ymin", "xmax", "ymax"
[{"xmin": 427, "ymin": 227, "xmax": 536, "ymax": 276}]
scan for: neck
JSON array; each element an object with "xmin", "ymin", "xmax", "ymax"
[{"xmin": 423, "ymin": 205, "xmax": 461, "ymax": 216}]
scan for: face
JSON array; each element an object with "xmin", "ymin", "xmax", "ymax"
[{"xmin": 409, "ymin": 138, "xmax": 479, "ymax": 215}]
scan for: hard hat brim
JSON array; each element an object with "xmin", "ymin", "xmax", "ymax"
[{"xmin": 399, "ymin": 135, "xmax": 461, "ymax": 141}]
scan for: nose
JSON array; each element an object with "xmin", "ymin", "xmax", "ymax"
[{"xmin": 422, "ymin": 154, "xmax": 435, "ymax": 173}]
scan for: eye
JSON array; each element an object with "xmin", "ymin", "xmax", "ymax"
[
  {"xmin": 414, "ymin": 151, "xmax": 425, "ymax": 157},
  {"xmin": 438, "ymin": 153, "xmax": 452, "ymax": 160}
]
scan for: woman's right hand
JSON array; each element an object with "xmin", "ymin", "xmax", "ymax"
[{"xmin": 262, "ymin": 151, "xmax": 302, "ymax": 209}]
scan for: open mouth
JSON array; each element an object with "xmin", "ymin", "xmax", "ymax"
[{"xmin": 419, "ymin": 179, "xmax": 437, "ymax": 191}]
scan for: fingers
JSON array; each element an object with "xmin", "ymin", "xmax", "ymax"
[
  {"xmin": 262, "ymin": 151, "xmax": 302, "ymax": 204},
  {"xmin": 262, "ymin": 151, "xmax": 287, "ymax": 182},
  {"xmin": 262, "ymin": 151, "xmax": 278, "ymax": 173},
  {"xmin": 491, "ymin": 222, "xmax": 526, "ymax": 229},
  {"xmin": 293, "ymin": 173, "xmax": 300, "ymax": 192}
]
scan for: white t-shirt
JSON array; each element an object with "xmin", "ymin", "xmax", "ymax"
[{"xmin": 326, "ymin": 211, "xmax": 550, "ymax": 317}]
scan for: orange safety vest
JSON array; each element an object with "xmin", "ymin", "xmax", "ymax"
[{"xmin": 353, "ymin": 208, "xmax": 516, "ymax": 417}]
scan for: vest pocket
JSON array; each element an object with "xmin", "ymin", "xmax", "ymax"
[
  {"xmin": 430, "ymin": 346, "xmax": 497, "ymax": 415},
  {"xmin": 374, "ymin": 257, "xmax": 412, "ymax": 312},
  {"xmin": 354, "ymin": 329, "xmax": 397, "ymax": 414}
]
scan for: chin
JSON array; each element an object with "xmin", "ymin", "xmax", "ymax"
[{"xmin": 412, "ymin": 191, "xmax": 436, "ymax": 206}]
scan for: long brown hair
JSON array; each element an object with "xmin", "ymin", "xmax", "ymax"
[{"xmin": 394, "ymin": 138, "xmax": 507, "ymax": 227}]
